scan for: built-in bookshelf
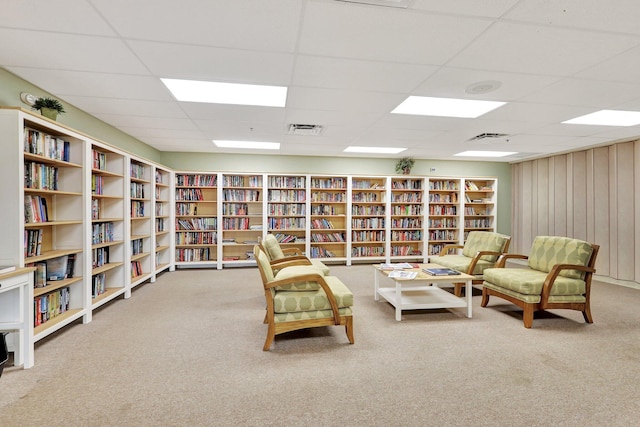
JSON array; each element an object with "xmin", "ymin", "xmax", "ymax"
[
  {"xmin": 153, "ymin": 166, "xmax": 172, "ymax": 275},
  {"xmin": 129, "ymin": 159, "xmax": 152, "ymax": 286},
  {"xmin": 1, "ymin": 112, "xmax": 88, "ymax": 342},
  {"xmin": 351, "ymin": 176, "xmax": 387, "ymax": 262},
  {"xmin": 267, "ymin": 175, "xmax": 307, "ymax": 256},
  {"xmin": 428, "ymin": 178, "xmax": 461, "ymax": 256},
  {"xmin": 390, "ymin": 177, "xmax": 425, "ymax": 261},
  {"xmin": 309, "ymin": 176, "xmax": 347, "ymax": 261},
  {"xmin": 463, "ymin": 178, "xmax": 497, "ymax": 240},
  {"xmin": 90, "ymin": 144, "xmax": 125, "ymax": 308},
  {"xmin": 174, "ymin": 173, "xmax": 218, "ymax": 267},
  {"xmin": 221, "ymin": 174, "xmax": 263, "ymax": 266}
]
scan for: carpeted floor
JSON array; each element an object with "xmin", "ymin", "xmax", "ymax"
[{"xmin": 1, "ymin": 265, "xmax": 639, "ymax": 426}]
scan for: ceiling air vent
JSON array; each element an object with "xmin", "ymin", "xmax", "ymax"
[
  {"xmin": 287, "ymin": 124, "xmax": 325, "ymax": 136},
  {"xmin": 467, "ymin": 133, "xmax": 510, "ymax": 142}
]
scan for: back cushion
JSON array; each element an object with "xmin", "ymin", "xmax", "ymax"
[
  {"xmin": 528, "ymin": 236, "xmax": 593, "ymax": 279},
  {"xmin": 255, "ymin": 247, "xmax": 274, "ymax": 282},
  {"xmin": 263, "ymin": 234, "xmax": 285, "ymax": 260},
  {"xmin": 462, "ymin": 231, "xmax": 509, "ymax": 263}
]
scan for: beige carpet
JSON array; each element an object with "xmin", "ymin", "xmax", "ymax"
[{"xmin": 1, "ymin": 265, "xmax": 639, "ymax": 426}]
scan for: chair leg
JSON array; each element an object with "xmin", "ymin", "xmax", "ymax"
[
  {"xmin": 582, "ymin": 304, "xmax": 594, "ymax": 324},
  {"xmin": 453, "ymin": 283, "xmax": 463, "ymax": 297},
  {"xmin": 481, "ymin": 288, "xmax": 490, "ymax": 307},
  {"xmin": 523, "ymin": 304, "xmax": 534, "ymax": 328},
  {"xmin": 263, "ymin": 322, "xmax": 275, "ymax": 351},
  {"xmin": 345, "ymin": 316, "xmax": 354, "ymax": 344}
]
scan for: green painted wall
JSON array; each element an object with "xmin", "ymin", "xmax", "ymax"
[
  {"xmin": 1, "ymin": 67, "xmax": 512, "ymax": 235},
  {"xmin": 0, "ymin": 68, "xmax": 161, "ymax": 162}
]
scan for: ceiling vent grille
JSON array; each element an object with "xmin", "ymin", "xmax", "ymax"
[
  {"xmin": 287, "ymin": 124, "xmax": 325, "ymax": 136},
  {"xmin": 467, "ymin": 133, "xmax": 510, "ymax": 142}
]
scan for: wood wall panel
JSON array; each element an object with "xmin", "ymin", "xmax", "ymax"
[
  {"xmin": 512, "ymin": 140, "xmax": 638, "ymax": 283},
  {"xmin": 615, "ymin": 143, "xmax": 635, "ymax": 280}
]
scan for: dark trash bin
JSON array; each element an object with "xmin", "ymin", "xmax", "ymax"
[{"xmin": 0, "ymin": 332, "xmax": 8, "ymax": 378}]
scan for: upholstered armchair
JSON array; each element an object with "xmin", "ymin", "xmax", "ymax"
[
  {"xmin": 481, "ymin": 236, "xmax": 599, "ymax": 328},
  {"xmin": 254, "ymin": 245, "xmax": 354, "ymax": 350},
  {"xmin": 436, "ymin": 231, "xmax": 511, "ymax": 296},
  {"xmin": 260, "ymin": 233, "xmax": 330, "ymax": 275}
]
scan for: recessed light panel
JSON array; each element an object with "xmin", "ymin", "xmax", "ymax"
[
  {"xmin": 562, "ymin": 110, "xmax": 640, "ymax": 126},
  {"xmin": 213, "ymin": 140, "xmax": 280, "ymax": 150},
  {"xmin": 344, "ymin": 146, "xmax": 407, "ymax": 154},
  {"xmin": 391, "ymin": 96, "xmax": 506, "ymax": 118},
  {"xmin": 162, "ymin": 78, "xmax": 287, "ymax": 107},
  {"xmin": 454, "ymin": 150, "xmax": 516, "ymax": 158}
]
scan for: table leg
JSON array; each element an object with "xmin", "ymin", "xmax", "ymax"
[
  {"xmin": 465, "ymin": 279, "xmax": 472, "ymax": 318},
  {"xmin": 395, "ymin": 280, "xmax": 402, "ymax": 321},
  {"xmin": 374, "ymin": 269, "xmax": 379, "ymax": 301}
]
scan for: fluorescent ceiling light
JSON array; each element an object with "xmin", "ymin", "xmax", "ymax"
[
  {"xmin": 344, "ymin": 146, "xmax": 407, "ymax": 154},
  {"xmin": 391, "ymin": 96, "xmax": 506, "ymax": 118},
  {"xmin": 562, "ymin": 110, "xmax": 640, "ymax": 126},
  {"xmin": 162, "ymin": 78, "xmax": 287, "ymax": 107},
  {"xmin": 454, "ymin": 151, "xmax": 516, "ymax": 158},
  {"xmin": 213, "ymin": 140, "xmax": 280, "ymax": 150}
]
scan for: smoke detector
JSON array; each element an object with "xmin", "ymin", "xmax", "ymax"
[
  {"xmin": 467, "ymin": 133, "xmax": 510, "ymax": 142},
  {"xmin": 287, "ymin": 124, "xmax": 325, "ymax": 136}
]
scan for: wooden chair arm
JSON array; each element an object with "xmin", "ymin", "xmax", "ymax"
[
  {"xmin": 541, "ymin": 264, "xmax": 596, "ymax": 305},
  {"xmin": 282, "ymin": 248, "xmax": 304, "ymax": 256},
  {"xmin": 265, "ymin": 273, "xmax": 341, "ymax": 324},
  {"xmin": 439, "ymin": 244, "xmax": 464, "ymax": 256},
  {"xmin": 466, "ymin": 250, "xmax": 503, "ymax": 274},
  {"xmin": 495, "ymin": 253, "xmax": 528, "ymax": 268}
]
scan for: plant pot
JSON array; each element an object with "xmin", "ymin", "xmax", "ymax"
[
  {"xmin": 403, "ymin": 168, "xmax": 411, "ymax": 175},
  {"xmin": 40, "ymin": 108, "xmax": 59, "ymax": 121}
]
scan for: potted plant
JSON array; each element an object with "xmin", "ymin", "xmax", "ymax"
[
  {"xmin": 395, "ymin": 157, "xmax": 415, "ymax": 175},
  {"xmin": 32, "ymin": 97, "xmax": 65, "ymax": 121}
]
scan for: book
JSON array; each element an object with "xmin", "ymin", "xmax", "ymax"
[
  {"xmin": 46, "ymin": 255, "xmax": 68, "ymax": 281},
  {"xmin": 0, "ymin": 265, "xmax": 16, "ymax": 274},
  {"xmin": 388, "ymin": 270, "xmax": 418, "ymax": 279},
  {"xmin": 423, "ymin": 267, "xmax": 461, "ymax": 276},
  {"xmin": 379, "ymin": 262, "xmax": 414, "ymax": 270}
]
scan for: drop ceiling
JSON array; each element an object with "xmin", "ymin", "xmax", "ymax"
[{"xmin": 3, "ymin": 0, "xmax": 640, "ymax": 162}]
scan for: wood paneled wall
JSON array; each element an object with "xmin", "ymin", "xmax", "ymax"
[{"xmin": 511, "ymin": 140, "xmax": 639, "ymax": 283}]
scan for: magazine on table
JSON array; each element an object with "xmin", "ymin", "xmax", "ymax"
[
  {"xmin": 422, "ymin": 267, "xmax": 461, "ymax": 276},
  {"xmin": 379, "ymin": 262, "xmax": 416, "ymax": 270},
  {"xmin": 388, "ymin": 270, "xmax": 418, "ymax": 279}
]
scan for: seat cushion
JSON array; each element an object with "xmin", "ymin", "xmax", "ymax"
[
  {"xmin": 527, "ymin": 236, "xmax": 593, "ymax": 279},
  {"xmin": 274, "ymin": 307, "xmax": 353, "ymax": 323},
  {"xmin": 462, "ymin": 231, "xmax": 510, "ymax": 262},
  {"xmin": 435, "ymin": 254, "xmax": 495, "ymax": 277},
  {"xmin": 273, "ymin": 276, "xmax": 353, "ymax": 313},
  {"xmin": 483, "ymin": 267, "xmax": 586, "ymax": 298}
]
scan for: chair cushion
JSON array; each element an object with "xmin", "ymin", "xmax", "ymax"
[
  {"xmin": 273, "ymin": 276, "xmax": 354, "ymax": 313},
  {"xmin": 435, "ymin": 254, "xmax": 495, "ymax": 277},
  {"xmin": 263, "ymin": 234, "xmax": 285, "ymax": 260},
  {"xmin": 310, "ymin": 260, "xmax": 331, "ymax": 275},
  {"xmin": 462, "ymin": 231, "xmax": 510, "ymax": 263},
  {"xmin": 483, "ymin": 267, "xmax": 586, "ymax": 297},
  {"xmin": 255, "ymin": 247, "xmax": 274, "ymax": 282},
  {"xmin": 274, "ymin": 266, "xmax": 322, "ymax": 291},
  {"xmin": 527, "ymin": 236, "xmax": 593, "ymax": 279}
]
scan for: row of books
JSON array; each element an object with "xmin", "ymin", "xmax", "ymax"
[
  {"xmin": 24, "ymin": 194, "xmax": 49, "ymax": 223},
  {"xmin": 310, "ymin": 177, "xmax": 346, "ymax": 189},
  {"xmin": 391, "ymin": 194, "xmax": 422, "ymax": 203},
  {"xmin": 131, "ymin": 200, "xmax": 145, "ymax": 218},
  {"xmin": 131, "ymin": 260, "xmax": 143, "ymax": 278},
  {"xmin": 175, "ymin": 248, "xmax": 214, "ymax": 262},
  {"xmin": 268, "ymin": 217, "xmax": 305, "ymax": 230},
  {"xmin": 267, "ymin": 189, "xmax": 305, "ymax": 202},
  {"xmin": 131, "ymin": 238, "xmax": 144, "ymax": 256},
  {"xmin": 176, "ymin": 174, "xmax": 217, "ymax": 187},
  {"xmin": 222, "ymin": 175, "xmax": 262, "ymax": 188},
  {"xmin": 429, "ymin": 206, "xmax": 457, "ymax": 215},
  {"xmin": 92, "ymin": 222, "xmax": 115, "ymax": 245},
  {"xmin": 311, "ymin": 192, "xmax": 345, "ymax": 202},
  {"xmin": 34, "ymin": 287, "xmax": 70, "ymax": 327},
  {"xmin": 92, "ymin": 149, "xmax": 107, "ymax": 170},
  {"xmin": 309, "ymin": 247, "xmax": 336, "ymax": 258},
  {"xmin": 24, "ymin": 161, "xmax": 59, "ymax": 191},
  {"xmin": 130, "ymin": 182, "xmax": 145, "ymax": 198},
  {"xmin": 391, "ymin": 205, "xmax": 422, "ymax": 216},
  {"xmin": 311, "ymin": 204, "xmax": 343, "ymax": 215},
  {"xmin": 24, "ymin": 229, "xmax": 43, "ymax": 258},
  {"xmin": 176, "ymin": 188, "xmax": 205, "ymax": 201},
  {"xmin": 352, "ymin": 205, "xmax": 385, "ymax": 216},
  {"xmin": 176, "ymin": 217, "xmax": 217, "ymax": 230},
  {"xmin": 222, "ymin": 189, "xmax": 260, "ymax": 202},
  {"xmin": 352, "ymin": 180, "xmax": 384, "ymax": 189},
  {"xmin": 310, "ymin": 232, "xmax": 345, "ymax": 243},
  {"xmin": 351, "ymin": 218, "xmax": 385, "ymax": 229},
  {"xmin": 310, "ymin": 218, "xmax": 335, "ymax": 229},
  {"xmin": 93, "ymin": 247, "xmax": 110, "ymax": 268},
  {"xmin": 130, "ymin": 162, "xmax": 146, "ymax": 180},
  {"xmin": 352, "ymin": 230, "xmax": 385, "ymax": 242},
  {"xmin": 30, "ymin": 254, "xmax": 77, "ymax": 287},
  {"xmin": 352, "ymin": 192, "xmax": 384, "ymax": 202},
  {"xmin": 391, "ymin": 218, "xmax": 422, "ymax": 228},
  {"xmin": 391, "ymin": 179, "xmax": 423, "ymax": 190},
  {"xmin": 24, "ymin": 127, "xmax": 71, "ymax": 162},
  {"xmin": 92, "ymin": 273, "xmax": 106, "ymax": 297},
  {"xmin": 391, "ymin": 231, "xmax": 423, "ymax": 241},
  {"xmin": 267, "ymin": 176, "xmax": 306, "ymax": 189},
  {"xmin": 268, "ymin": 203, "xmax": 306, "ymax": 215},
  {"xmin": 91, "ymin": 175, "xmax": 105, "ymax": 195},
  {"xmin": 175, "ymin": 231, "xmax": 216, "ymax": 245},
  {"xmin": 430, "ymin": 193, "xmax": 458, "ymax": 203},
  {"xmin": 429, "ymin": 180, "xmax": 459, "ymax": 190}
]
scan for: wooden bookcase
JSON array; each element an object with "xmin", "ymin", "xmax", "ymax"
[
  {"xmin": 350, "ymin": 176, "xmax": 387, "ymax": 262},
  {"xmin": 174, "ymin": 173, "xmax": 218, "ymax": 267},
  {"xmin": 0, "ymin": 109, "xmax": 88, "ymax": 342},
  {"xmin": 309, "ymin": 176, "xmax": 348, "ymax": 261},
  {"xmin": 427, "ymin": 178, "xmax": 461, "ymax": 256},
  {"xmin": 463, "ymin": 178, "xmax": 497, "ymax": 240},
  {"xmin": 153, "ymin": 166, "xmax": 172, "ymax": 275},
  {"xmin": 221, "ymin": 174, "xmax": 263, "ymax": 266},
  {"xmin": 129, "ymin": 159, "xmax": 153, "ymax": 288},
  {"xmin": 390, "ymin": 177, "xmax": 426, "ymax": 262},
  {"xmin": 267, "ymin": 174, "xmax": 307, "ymax": 256},
  {"xmin": 90, "ymin": 144, "xmax": 126, "ymax": 309}
]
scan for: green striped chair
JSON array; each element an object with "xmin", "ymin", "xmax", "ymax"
[
  {"xmin": 436, "ymin": 231, "xmax": 511, "ymax": 296},
  {"xmin": 254, "ymin": 245, "xmax": 354, "ymax": 351},
  {"xmin": 481, "ymin": 236, "xmax": 599, "ymax": 328}
]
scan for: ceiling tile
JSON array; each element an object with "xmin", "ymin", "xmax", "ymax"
[
  {"xmin": 412, "ymin": 0, "xmax": 520, "ymax": 17},
  {"xmin": 520, "ymin": 78, "xmax": 640, "ymax": 108}
]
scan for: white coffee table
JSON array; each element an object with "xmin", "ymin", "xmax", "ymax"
[{"xmin": 374, "ymin": 263, "xmax": 474, "ymax": 321}]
